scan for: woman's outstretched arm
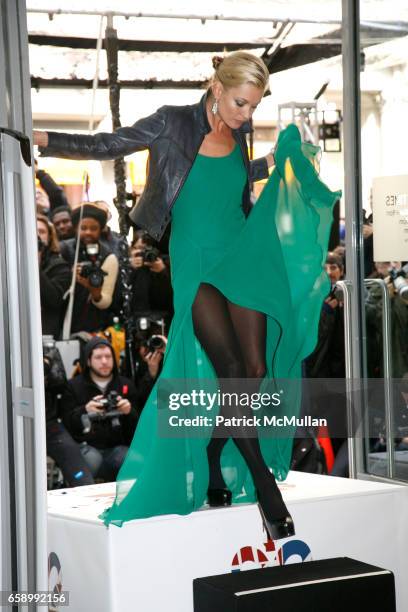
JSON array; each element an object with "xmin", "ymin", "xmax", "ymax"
[{"xmin": 33, "ymin": 105, "xmax": 168, "ymax": 161}]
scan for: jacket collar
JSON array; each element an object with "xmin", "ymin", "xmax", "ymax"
[{"xmin": 197, "ymin": 90, "xmax": 252, "ymax": 135}]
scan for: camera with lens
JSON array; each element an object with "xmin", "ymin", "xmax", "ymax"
[
  {"xmin": 79, "ymin": 243, "xmax": 108, "ymax": 288},
  {"xmin": 138, "ymin": 246, "xmax": 159, "ymax": 264},
  {"xmin": 389, "ymin": 263, "xmax": 408, "ymax": 303},
  {"xmin": 134, "ymin": 316, "xmax": 166, "ymax": 353},
  {"xmin": 42, "ymin": 336, "xmax": 67, "ymax": 390},
  {"xmin": 98, "ymin": 390, "xmax": 119, "ymax": 411},
  {"xmin": 81, "ymin": 390, "xmax": 122, "ymax": 434},
  {"xmin": 144, "ymin": 335, "xmax": 165, "ymax": 352}
]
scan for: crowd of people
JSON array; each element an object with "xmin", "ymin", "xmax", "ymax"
[
  {"xmin": 298, "ymin": 219, "xmax": 408, "ymax": 478},
  {"xmin": 36, "ymin": 164, "xmax": 408, "ymax": 489},
  {"xmin": 36, "ymin": 166, "xmax": 173, "ymax": 488}
]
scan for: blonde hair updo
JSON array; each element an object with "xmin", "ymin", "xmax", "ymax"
[{"xmin": 210, "ymin": 51, "xmax": 269, "ymax": 92}]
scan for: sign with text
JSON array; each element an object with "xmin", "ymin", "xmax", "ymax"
[{"xmin": 373, "ymin": 175, "xmax": 408, "ymax": 261}]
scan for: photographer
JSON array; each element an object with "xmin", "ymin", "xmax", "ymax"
[
  {"xmin": 61, "ymin": 337, "xmax": 140, "ymax": 481},
  {"xmin": 366, "ymin": 261, "xmax": 408, "ymax": 378},
  {"xmin": 134, "ymin": 325, "xmax": 167, "ymax": 407},
  {"xmin": 37, "ymin": 214, "xmax": 71, "ymax": 339},
  {"xmin": 304, "ymin": 252, "xmax": 345, "ymax": 379},
  {"xmin": 44, "ymin": 340, "xmax": 95, "ymax": 488},
  {"xmin": 303, "ymin": 252, "xmax": 346, "ymax": 475},
  {"xmin": 129, "ymin": 230, "xmax": 173, "ymax": 326},
  {"xmin": 61, "ymin": 203, "xmax": 119, "ymax": 334}
]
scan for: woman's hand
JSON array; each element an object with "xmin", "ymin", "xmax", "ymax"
[
  {"xmin": 265, "ymin": 147, "xmax": 275, "ymax": 168},
  {"xmin": 33, "ymin": 131, "xmax": 48, "ymax": 148}
]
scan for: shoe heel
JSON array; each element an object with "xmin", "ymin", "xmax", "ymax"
[
  {"xmin": 207, "ymin": 488, "xmax": 232, "ymax": 507},
  {"xmin": 256, "ymin": 488, "xmax": 295, "ymax": 541}
]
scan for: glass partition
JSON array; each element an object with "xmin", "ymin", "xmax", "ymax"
[{"xmin": 359, "ymin": 2, "xmax": 408, "ymax": 482}]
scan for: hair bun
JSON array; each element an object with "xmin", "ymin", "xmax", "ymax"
[{"xmin": 212, "ymin": 56, "xmax": 224, "ymax": 70}]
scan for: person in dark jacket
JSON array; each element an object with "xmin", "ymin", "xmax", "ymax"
[
  {"xmin": 61, "ymin": 203, "xmax": 119, "ymax": 334},
  {"xmin": 61, "ymin": 337, "xmax": 140, "ymax": 481},
  {"xmin": 129, "ymin": 230, "xmax": 174, "ymax": 326},
  {"xmin": 44, "ymin": 342, "xmax": 95, "ymax": 488},
  {"xmin": 33, "ymin": 52, "xmax": 299, "ymax": 540},
  {"xmin": 33, "ymin": 88, "xmax": 273, "ymax": 242},
  {"xmin": 37, "ymin": 214, "xmax": 71, "ymax": 339},
  {"xmin": 303, "ymin": 252, "xmax": 347, "ymax": 476}
]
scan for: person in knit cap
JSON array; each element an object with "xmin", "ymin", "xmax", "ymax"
[{"xmin": 61, "ymin": 202, "xmax": 119, "ymax": 334}]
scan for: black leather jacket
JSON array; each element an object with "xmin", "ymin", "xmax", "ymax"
[{"xmin": 40, "ymin": 91, "xmax": 269, "ymax": 241}]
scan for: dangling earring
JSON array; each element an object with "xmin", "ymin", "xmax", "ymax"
[{"xmin": 211, "ymin": 99, "xmax": 218, "ymax": 115}]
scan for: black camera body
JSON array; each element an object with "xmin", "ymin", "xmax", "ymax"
[
  {"xmin": 97, "ymin": 390, "xmax": 119, "ymax": 411},
  {"xmin": 133, "ymin": 315, "xmax": 166, "ymax": 353},
  {"xmin": 139, "ymin": 246, "xmax": 159, "ymax": 263},
  {"xmin": 144, "ymin": 335, "xmax": 165, "ymax": 352},
  {"xmin": 42, "ymin": 337, "xmax": 67, "ymax": 390},
  {"xmin": 80, "ymin": 390, "xmax": 121, "ymax": 434},
  {"xmin": 79, "ymin": 243, "xmax": 108, "ymax": 288}
]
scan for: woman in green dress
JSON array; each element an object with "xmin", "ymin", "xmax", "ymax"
[{"xmin": 34, "ymin": 51, "xmax": 341, "ymax": 540}]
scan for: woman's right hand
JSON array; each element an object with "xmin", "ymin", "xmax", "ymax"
[{"xmin": 33, "ymin": 130, "xmax": 48, "ymax": 148}]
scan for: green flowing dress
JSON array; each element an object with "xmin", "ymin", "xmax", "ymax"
[{"xmin": 100, "ymin": 124, "xmax": 342, "ymax": 527}]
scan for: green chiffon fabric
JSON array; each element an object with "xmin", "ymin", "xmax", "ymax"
[{"xmin": 99, "ymin": 123, "xmax": 341, "ymax": 527}]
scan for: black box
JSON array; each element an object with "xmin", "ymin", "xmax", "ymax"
[{"xmin": 193, "ymin": 557, "xmax": 395, "ymax": 612}]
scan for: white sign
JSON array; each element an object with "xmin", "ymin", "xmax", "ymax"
[{"xmin": 372, "ymin": 175, "xmax": 408, "ymax": 261}]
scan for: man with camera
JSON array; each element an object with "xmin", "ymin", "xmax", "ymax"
[
  {"xmin": 61, "ymin": 337, "xmax": 140, "ymax": 481},
  {"xmin": 61, "ymin": 203, "xmax": 119, "ymax": 333},
  {"xmin": 129, "ymin": 230, "xmax": 173, "ymax": 326},
  {"xmin": 302, "ymin": 252, "xmax": 346, "ymax": 475}
]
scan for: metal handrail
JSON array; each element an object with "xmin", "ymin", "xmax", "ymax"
[
  {"xmin": 364, "ymin": 278, "xmax": 394, "ymax": 478},
  {"xmin": 336, "ymin": 280, "xmax": 357, "ymax": 478}
]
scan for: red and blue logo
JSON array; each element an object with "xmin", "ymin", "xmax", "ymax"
[{"xmin": 231, "ymin": 538, "xmax": 312, "ymax": 572}]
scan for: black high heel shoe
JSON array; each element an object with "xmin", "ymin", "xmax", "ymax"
[
  {"xmin": 256, "ymin": 489, "xmax": 295, "ymax": 541},
  {"xmin": 207, "ymin": 488, "xmax": 232, "ymax": 507}
]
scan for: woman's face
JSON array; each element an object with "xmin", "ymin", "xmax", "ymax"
[
  {"xmin": 37, "ymin": 219, "xmax": 49, "ymax": 246},
  {"xmin": 79, "ymin": 218, "xmax": 101, "ymax": 244},
  {"xmin": 212, "ymin": 82, "xmax": 264, "ymax": 129}
]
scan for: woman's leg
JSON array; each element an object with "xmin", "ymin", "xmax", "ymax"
[
  {"xmin": 204, "ymin": 301, "xmax": 268, "ymax": 490},
  {"xmin": 192, "ymin": 283, "xmax": 291, "ymax": 526},
  {"xmin": 227, "ymin": 302, "xmax": 290, "ymax": 522},
  {"xmin": 192, "ymin": 283, "xmax": 246, "ymax": 490}
]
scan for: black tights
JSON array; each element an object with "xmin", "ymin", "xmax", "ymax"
[{"xmin": 192, "ymin": 282, "xmax": 288, "ymax": 520}]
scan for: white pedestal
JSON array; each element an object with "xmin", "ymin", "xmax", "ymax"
[{"xmin": 47, "ymin": 472, "xmax": 408, "ymax": 611}]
